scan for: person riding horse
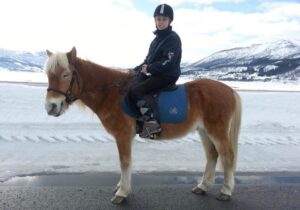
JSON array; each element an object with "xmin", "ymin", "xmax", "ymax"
[{"xmin": 126, "ymin": 4, "xmax": 182, "ymax": 138}]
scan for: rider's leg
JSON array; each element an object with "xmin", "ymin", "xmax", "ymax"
[{"xmin": 129, "ymin": 76, "xmax": 173, "ymax": 138}]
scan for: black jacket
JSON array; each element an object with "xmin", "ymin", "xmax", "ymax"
[{"xmin": 135, "ymin": 26, "xmax": 182, "ymax": 80}]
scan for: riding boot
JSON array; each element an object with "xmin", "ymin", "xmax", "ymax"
[
  {"xmin": 139, "ymin": 120, "xmax": 162, "ymax": 139},
  {"xmin": 136, "ymin": 100, "xmax": 161, "ymax": 138}
]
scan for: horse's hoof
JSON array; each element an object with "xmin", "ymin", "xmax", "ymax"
[
  {"xmin": 192, "ymin": 187, "xmax": 206, "ymax": 195},
  {"xmin": 113, "ymin": 186, "xmax": 120, "ymax": 194},
  {"xmin": 111, "ymin": 195, "xmax": 126, "ymax": 205},
  {"xmin": 216, "ymin": 193, "xmax": 231, "ymax": 201}
]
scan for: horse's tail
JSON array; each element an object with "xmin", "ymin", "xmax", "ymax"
[{"xmin": 229, "ymin": 90, "xmax": 242, "ymax": 170}]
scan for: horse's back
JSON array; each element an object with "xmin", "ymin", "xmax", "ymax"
[
  {"xmin": 185, "ymin": 78, "xmax": 235, "ymax": 96},
  {"xmin": 184, "ymin": 78, "xmax": 238, "ymax": 125},
  {"xmin": 185, "ymin": 78, "xmax": 236, "ymax": 105}
]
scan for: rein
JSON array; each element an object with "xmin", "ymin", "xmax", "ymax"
[
  {"xmin": 47, "ymin": 70, "xmax": 81, "ymax": 104},
  {"xmin": 97, "ymin": 73, "xmax": 136, "ymax": 91}
]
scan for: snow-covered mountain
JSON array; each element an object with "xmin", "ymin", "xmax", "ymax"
[
  {"xmin": 184, "ymin": 40, "xmax": 300, "ymax": 81},
  {"xmin": 1, "ymin": 40, "xmax": 300, "ymax": 82},
  {"xmin": 0, "ymin": 49, "xmax": 46, "ymax": 72}
]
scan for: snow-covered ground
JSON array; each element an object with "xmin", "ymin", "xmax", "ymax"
[
  {"xmin": 1, "ymin": 70, "xmax": 300, "ymax": 92},
  {"xmin": 0, "ymin": 71, "xmax": 300, "ymax": 182},
  {"xmin": 0, "ymin": 69, "xmax": 47, "ymax": 83}
]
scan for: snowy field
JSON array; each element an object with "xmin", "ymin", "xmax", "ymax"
[{"xmin": 0, "ymin": 71, "xmax": 300, "ymax": 182}]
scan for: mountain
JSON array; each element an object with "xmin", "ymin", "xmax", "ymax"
[
  {"xmin": 183, "ymin": 40, "xmax": 300, "ymax": 81},
  {"xmin": 0, "ymin": 49, "xmax": 46, "ymax": 72},
  {"xmin": 1, "ymin": 40, "xmax": 300, "ymax": 82}
]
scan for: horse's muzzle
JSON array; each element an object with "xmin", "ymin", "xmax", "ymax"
[{"xmin": 46, "ymin": 101, "xmax": 64, "ymax": 117}]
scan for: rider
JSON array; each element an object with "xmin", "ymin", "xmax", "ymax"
[{"xmin": 126, "ymin": 3, "xmax": 182, "ymax": 138}]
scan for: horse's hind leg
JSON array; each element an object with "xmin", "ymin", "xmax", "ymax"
[
  {"xmin": 213, "ymin": 134, "xmax": 235, "ymax": 201},
  {"xmin": 192, "ymin": 129, "xmax": 218, "ymax": 195}
]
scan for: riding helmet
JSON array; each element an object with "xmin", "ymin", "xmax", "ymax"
[{"xmin": 153, "ymin": 4, "xmax": 174, "ymax": 21}]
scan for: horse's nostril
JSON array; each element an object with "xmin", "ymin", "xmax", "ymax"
[
  {"xmin": 52, "ymin": 103, "xmax": 57, "ymax": 110},
  {"xmin": 49, "ymin": 103, "xmax": 57, "ymax": 113}
]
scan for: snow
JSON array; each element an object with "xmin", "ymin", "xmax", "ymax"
[
  {"xmin": 0, "ymin": 49, "xmax": 46, "ymax": 72},
  {"xmin": 178, "ymin": 76, "xmax": 300, "ymax": 92},
  {"xmin": 0, "ymin": 73, "xmax": 300, "ymax": 182},
  {"xmin": 199, "ymin": 40, "xmax": 300, "ymax": 63},
  {"xmin": 0, "ymin": 70, "xmax": 47, "ymax": 83}
]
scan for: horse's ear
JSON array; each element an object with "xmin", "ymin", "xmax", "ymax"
[
  {"xmin": 67, "ymin": 47, "xmax": 77, "ymax": 65},
  {"xmin": 46, "ymin": 50, "xmax": 53, "ymax": 57}
]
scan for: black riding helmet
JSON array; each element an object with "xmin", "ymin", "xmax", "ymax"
[{"xmin": 153, "ymin": 4, "xmax": 174, "ymax": 22}]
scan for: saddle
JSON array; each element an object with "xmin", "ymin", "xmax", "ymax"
[{"xmin": 121, "ymin": 84, "xmax": 188, "ymax": 124}]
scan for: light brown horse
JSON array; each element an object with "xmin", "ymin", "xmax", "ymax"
[{"xmin": 44, "ymin": 47, "xmax": 242, "ymax": 204}]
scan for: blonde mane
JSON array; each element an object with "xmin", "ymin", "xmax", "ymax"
[{"xmin": 44, "ymin": 52, "xmax": 69, "ymax": 74}]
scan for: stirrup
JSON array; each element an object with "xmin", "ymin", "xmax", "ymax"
[{"xmin": 139, "ymin": 120, "xmax": 162, "ymax": 139}]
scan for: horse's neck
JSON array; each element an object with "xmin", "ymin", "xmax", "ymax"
[
  {"xmin": 76, "ymin": 59, "xmax": 126, "ymax": 90},
  {"xmin": 75, "ymin": 58, "xmax": 128, "ymax": 113}
]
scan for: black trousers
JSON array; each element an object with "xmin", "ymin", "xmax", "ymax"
[{"xmin": 126, "ymin": 73, "xmax": 175, "ymax": 121}]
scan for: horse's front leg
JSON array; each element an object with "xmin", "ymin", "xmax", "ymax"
[{"xmin": 111, "ymin": 134, "xmax": 133, "ymax": 205}]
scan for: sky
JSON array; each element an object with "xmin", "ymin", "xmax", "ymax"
[{"xmin": 0, "ymin": 0, "xmax": 300, "ymax": 67}]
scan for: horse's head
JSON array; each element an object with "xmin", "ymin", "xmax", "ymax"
[{"xmin": 44, "ymin": 47, "xmax": 80, "ymax": 117}]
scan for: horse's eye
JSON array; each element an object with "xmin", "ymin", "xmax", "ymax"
[{"xmin": 63, "ymin": 74, "xmax": 69, "ymax": 78}]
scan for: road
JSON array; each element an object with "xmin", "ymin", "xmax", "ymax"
[{"xmin": 1, "ymin": 172, "xmax": 300, "ymax": 210}]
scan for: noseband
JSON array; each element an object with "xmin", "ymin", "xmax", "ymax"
[{"xmin": 47, "ymin": 70, "xmax": 81, "ymax": 104}]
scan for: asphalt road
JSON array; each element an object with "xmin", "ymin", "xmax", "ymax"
[{"xmin": 0, "ymin": 172, "xmax": 300, "ymax": 210}]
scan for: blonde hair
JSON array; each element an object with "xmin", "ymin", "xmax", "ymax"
[{"xmin": 44, "ymin": 52, "xmax": 69, "ymax": 73}]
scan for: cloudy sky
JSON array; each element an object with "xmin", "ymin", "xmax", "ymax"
[{"xmin": 1, "ymin": 0, "xmax": 300, "ymax": 67}]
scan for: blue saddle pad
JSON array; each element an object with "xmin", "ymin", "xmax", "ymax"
[{"xmin": 121, "ymin": 84, "xmax": 188, "ymax": 123}]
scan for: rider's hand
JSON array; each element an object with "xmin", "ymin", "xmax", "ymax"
[
  {"xmin": 128, "ymin": 69, "xmax": 135, "ymax": 74},
  {"xmin": 141, "ymin": 64, "xmax": 148, "ymax": 74}
]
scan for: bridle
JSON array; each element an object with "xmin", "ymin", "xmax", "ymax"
[
  {"xmin": 47, "ymin": 69, "xmax": 81, "ymax": 104},
  {"xmin": 47, "ymin": 68, "xmax": 136, "ymax": 104}
]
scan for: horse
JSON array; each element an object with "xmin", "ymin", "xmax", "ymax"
[{"xmin": 44, "ymin": 47, "xmax": 242, "ymax": 204}]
